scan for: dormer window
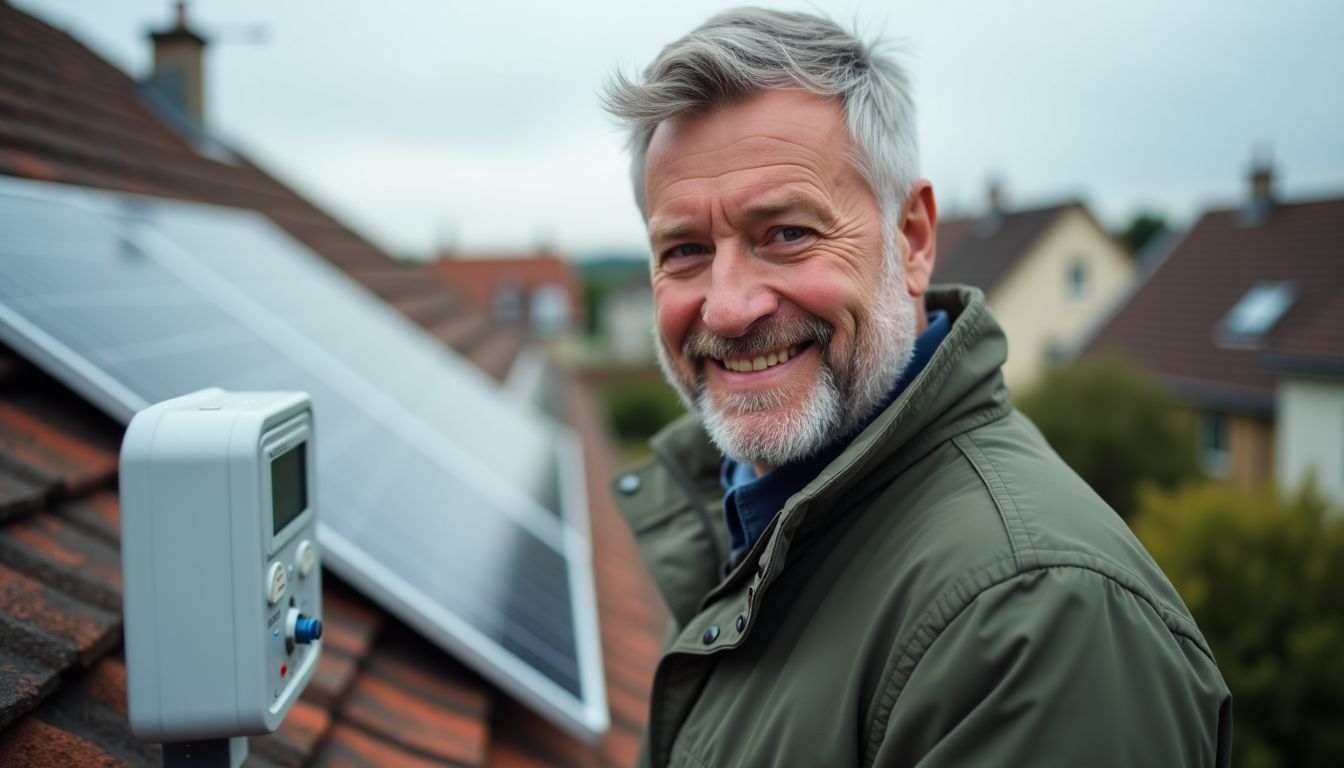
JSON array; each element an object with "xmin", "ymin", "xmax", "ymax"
[{"xmin": 1216, "ymin": 281, "xmax": 1296, "ymax": 348}]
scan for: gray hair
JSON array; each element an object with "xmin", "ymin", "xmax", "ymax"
[{"xmin": 602, "ymin": 7, "xmax": 918, "ymax": 237}]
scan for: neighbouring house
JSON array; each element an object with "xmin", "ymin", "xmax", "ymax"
[
  {"xmin": 431, "ymin": 250, "xmax": 585, "ymax": 341},
  {"xmin": 933, "ymin": 185, "xmax": 1136, "ymax": 392},
  {"xmin": 575, "ymin": 256, "xmax": 655, "ymax": 368},
  {"xmin": 0, "ymin": 4, "xmax": 664, "ymax": 766},
  {"xmin": 1084, "ymin": 158, "xmax": 1344, "ymax": 502}
]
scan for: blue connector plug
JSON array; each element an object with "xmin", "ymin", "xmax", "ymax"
[{"xmin": 294, "ymin": 615, "xmax": 323, "ymax": 644}]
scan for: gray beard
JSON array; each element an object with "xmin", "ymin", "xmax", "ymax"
[{"xmin": 656, "ymin": 271, "xmax": 918, "ymax": 469}]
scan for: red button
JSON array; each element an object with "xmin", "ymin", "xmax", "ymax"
[{"xmin": 280, "ymin": 664, "xmax": 288, "ymax": 678}]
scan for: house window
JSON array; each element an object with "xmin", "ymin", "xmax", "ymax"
[
  {"xmin": 1217, "ymin": 281, "xmax": 1296, "ymax": 348},
  {"xmin": 1068, "ymin": 258, "xmax": 1087, "ymax": 301},
  {"xmin": 1200, "ymin": 410, "xmax": 1230, "ymax": 476}
]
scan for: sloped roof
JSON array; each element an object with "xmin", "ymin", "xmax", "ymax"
[
  {"xmin": 433, "ymin": 252, "xmax": 586, "ymax": 328},
  {"xmin": 932, "ymin": 203, "xmax": 1080, "ymax": 292},
  {"xmin": 0, "ymin": 3, "xmax": 664, "ymax": 764},
  {"xmin": 0, "ymin": 1, "xmax": 524, "ymax": 380},
  {"xmin": 1084, "ymin": 195, "xmax": 1344, "ymax": 411}
]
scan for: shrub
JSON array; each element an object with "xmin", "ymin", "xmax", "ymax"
[
  {"xmin": 603, "ymin": 379, "xmax": 685, "ymax": 443},
  {"xmin": 1132, "ymin": 479, "xmax": 1344, "ymax": 767},
  {"xmin": 1017, "ymin": 358, "xmax": 1199, "ymax": 518}
]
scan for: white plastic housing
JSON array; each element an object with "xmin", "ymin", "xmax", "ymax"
[{"xmin": 120, "ymin": 388, "xmax": 322, "ymax": 741}]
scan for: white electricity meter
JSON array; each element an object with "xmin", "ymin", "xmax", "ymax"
[{"xmin": 120, "ymin": 388, "xmax": 322, "ymax": 752}]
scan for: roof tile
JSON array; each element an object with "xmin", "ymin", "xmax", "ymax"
[
  {"xmin": 4, "ymin": 658, "xmax": 159, "ymax": 767},
  {"xmin": 250, "ymin": 699, "xmax": 333, "ymax": 768},
  {"xmin": 0, "ymin": 512, "xmax": 122, "ymax": 612},
  {"xmin": 0, "ymin": 648, "xmax": 58, "ymax": 731},
  {"xmin": 0, "ymin": 562, "xmax": 119, "ymax": 669},
  {"xmin": 0, "ymin": 715, "xmax": 129, "ymax": 768},
  {"xmin": 0, "ymin": 402, "xmax": 118, "ymax": 496},
  {"xmin": 313, "ymin": 722, "xmax": 451, "ymax": 768},
  {"xmin": 52, "ymin": 490, "xmax": 121, "ymax": 546},
  {"xmin": 339, "ymin": 630, "xmax": 492, "ymax": 766},
  {"xmin": 0, "ymin": 461, "xmax": 50, "ymax": 521}
]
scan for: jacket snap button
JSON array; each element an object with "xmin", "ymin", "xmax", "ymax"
[
  {"xmin": 617, "ymin": 473, "xmax": 641, "ymax": 495},
  {"xmin": 702, "ymin": 625, "xmax": 720, "ymax": 644},
  {"xmin": 736, "ymin": 614, "xmax": 747, "ymax": 632}
]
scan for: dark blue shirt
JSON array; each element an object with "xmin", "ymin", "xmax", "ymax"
[{"xmin": 720, "ymin": 310, "xmax": 950, "ymax": 568}]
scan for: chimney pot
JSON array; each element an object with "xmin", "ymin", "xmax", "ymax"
[{"xmin": 148, "ymin": 2, "xmax": 208, "ymax": 126}]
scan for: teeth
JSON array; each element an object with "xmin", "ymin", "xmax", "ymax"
[{"xmin": 721, "ymin": 345, "xmax": 801, "ymax": 373}]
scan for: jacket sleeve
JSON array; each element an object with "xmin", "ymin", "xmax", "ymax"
[{"xmin": 869, "ymin": 565, "xmax": 1232, "ymax": 768}]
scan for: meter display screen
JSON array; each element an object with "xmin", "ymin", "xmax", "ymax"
[{"xmin": 271, "ymin": 443, "xmax": 308, "ymax": 535}]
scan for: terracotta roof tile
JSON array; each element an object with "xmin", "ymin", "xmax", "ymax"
[
  {"xmin": 0, "ymin": 562, "xmax": 119, "ymax": 669},
  {"xmin": 0, "ymin": 512, "xmax": 122, "ymax": 612},
  {"xmin": 303, "ymin": 646, "xmax": 359, "ymax": 712},
  {"xmin": 52, "ymin": 490, "xmax": 121, "ymax": 546},
  {"xmin": 0, "ymin": 648, "xmax": 58, "ymax": 730},
  {"xmin": 338, "ymin": 628, "xmax": 492, "ymax": 766},
  {"xmin": 313, "ymin": 722, "xmax": 452, "ymax": 768},
  {"xmin": 10, "ymin": 657, "xmax": 160, "ymax": 766},
  {"xmin": 251, "ymin": 699, "xmax": 333, "ymax": 768},
  {"xmin": 0, "ymin": 461, "xmax": 49, "ymax": 521},
  {"xmin": 0, "ymin": 401, "xmax": 118, "ymax": 496},
  {"xmin": 0, "ymin": 716, "xmax": 129, "ymax": 768}
]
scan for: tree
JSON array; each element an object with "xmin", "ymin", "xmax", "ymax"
[
  {"xmin": 1131, "ymin": 480, "xmax": 1344, "ymax": 767},
  {"xmin": 1016, "ymin": 358, "xmax": 1198, "ymax": 518},
  {"xmin": 1117, "ymin": 211, "xmax": 1169, "ymax": 255}
]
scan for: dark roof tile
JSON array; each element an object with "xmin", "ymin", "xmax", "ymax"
[
  {"xmin": 52, "ymin": 490, "xmax": 120, "ymax": 546},
  {"xmin": 0, "ymin": 715, "xmax": 130, "ymax": 768},
  {"xmin": 313, "ymin": 722, "xmax": 450, "ymax": 768},
  {"xmin": 0, "ymin": 562, "xmax": 119, "ymax": 669},
  {"xmin": 251, "ymin": 699, "xmax": 333, "ymax": 768},
  {"xmin": 0, "ymin": 648, "xmax": 58, "ymax": 731},
  {"xmin": 0, "ymin": 402, "xmax": 118, "ymax": 496},
  {"xmin": 10, "ymin": 658, "xmax": 159, "ymax": 767},
  {"xmin": 1085, "ymin": 196, "xmax": 1344, "ymax": 403},
  {"xmin": 339, "ymin": 629, "xmax": 492, "ymax": 766},
  {"xmin": 0, "ymin": 512, "xmax": 122, "ymax": 612},
  {"xmin": 0, "ymin": 461, "xmax": 50, "ymax": 521}
]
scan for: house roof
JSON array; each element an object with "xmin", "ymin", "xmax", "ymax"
[
  {"xmin": 932, "ymin": 202, "xmax": 1081, "ymax": 293},
  {"xmin": 1084, "ymin": 195, "xmax": 1344, "ymax": 411},
  {"xmin": 0, "ymin": 4, "xmax": 664, "ymax": 765},
  {"xmin": 432, "ymin": 252, "xmax": 586, "ymax": 327}
]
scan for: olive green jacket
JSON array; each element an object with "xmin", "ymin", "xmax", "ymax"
[{"xmin": 613, "ymin": 286, "xmax": 1232, "ymax": 768}]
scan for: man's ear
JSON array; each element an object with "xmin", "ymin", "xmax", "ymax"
[{"xmin": 900, "ymin": 180, "xmax": 938, "ymax": 298}]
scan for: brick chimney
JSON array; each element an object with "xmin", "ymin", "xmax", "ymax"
[
  {"xmin": 1243, "ymin": 145, "xmax": 1276, "ymax": 225},
  {"xmin": 147, "ymin": 2, "xmax": 208, "ymax": 125}
]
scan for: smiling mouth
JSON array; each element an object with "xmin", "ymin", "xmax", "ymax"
[{"xmin": 715, "ymin": 343, "xmax": 806, "ymax": 373}]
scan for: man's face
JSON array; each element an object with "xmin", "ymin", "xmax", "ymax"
[{"xmin": 643, "ymin": 89, "xmax": 918, "ymax": 471}]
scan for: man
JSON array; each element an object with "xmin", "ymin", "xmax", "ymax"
[{"xmin": 605, "ymin": 8, "xmax": 1231, "ymax": 767}]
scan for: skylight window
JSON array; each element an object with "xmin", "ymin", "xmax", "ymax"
[{"xmin": 1217, "ymin": 281, "xmax": 1296, "ymax": 348}]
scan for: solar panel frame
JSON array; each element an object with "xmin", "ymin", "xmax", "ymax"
[{"xmin": 0, "ymin": 175, "xmax": 609, "ymax": 740}]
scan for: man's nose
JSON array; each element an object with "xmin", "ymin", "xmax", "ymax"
[{"xmin": 700, "ymin": 246, "xmax": 778, "ymax": 337}]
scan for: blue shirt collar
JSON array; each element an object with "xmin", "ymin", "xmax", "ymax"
[{"xmin": 720, "ymin": 310, "xmax": 951, "ymax": 568}]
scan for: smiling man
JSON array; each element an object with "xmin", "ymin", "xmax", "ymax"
[{"xmin": 606, "ymin": 9, "xmax": 1230, "ymax": 768}]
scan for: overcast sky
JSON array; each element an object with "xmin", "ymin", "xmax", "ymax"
[{"xmin": 16, "ymin": 0, "xmax": 1344, "ymax": 259}]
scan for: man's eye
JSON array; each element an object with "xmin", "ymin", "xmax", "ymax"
[
  {"xmin": 667, "ymin": 243, "xmax": 707, "ymax": 259},
  {"xmin": 772, "ymin": 227, "xmax": 810, "ymax": 243}
]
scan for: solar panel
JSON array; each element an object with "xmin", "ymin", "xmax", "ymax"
[{"xmin": 0, "ymin": 176, "xmax": 607, "ymax": 739}]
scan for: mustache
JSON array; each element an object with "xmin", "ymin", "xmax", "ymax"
[{"xmin": 682, "ymin": 314, "xmax": 833, "ymax": 360}]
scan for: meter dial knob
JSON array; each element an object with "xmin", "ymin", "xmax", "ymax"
[
  {"xmin": 266, "ymin": 562, "xmax": 287, "ymax": 605},
  {"xmin": 296, "ymin": 540, "xmax": 317, "ymax": 578}
]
